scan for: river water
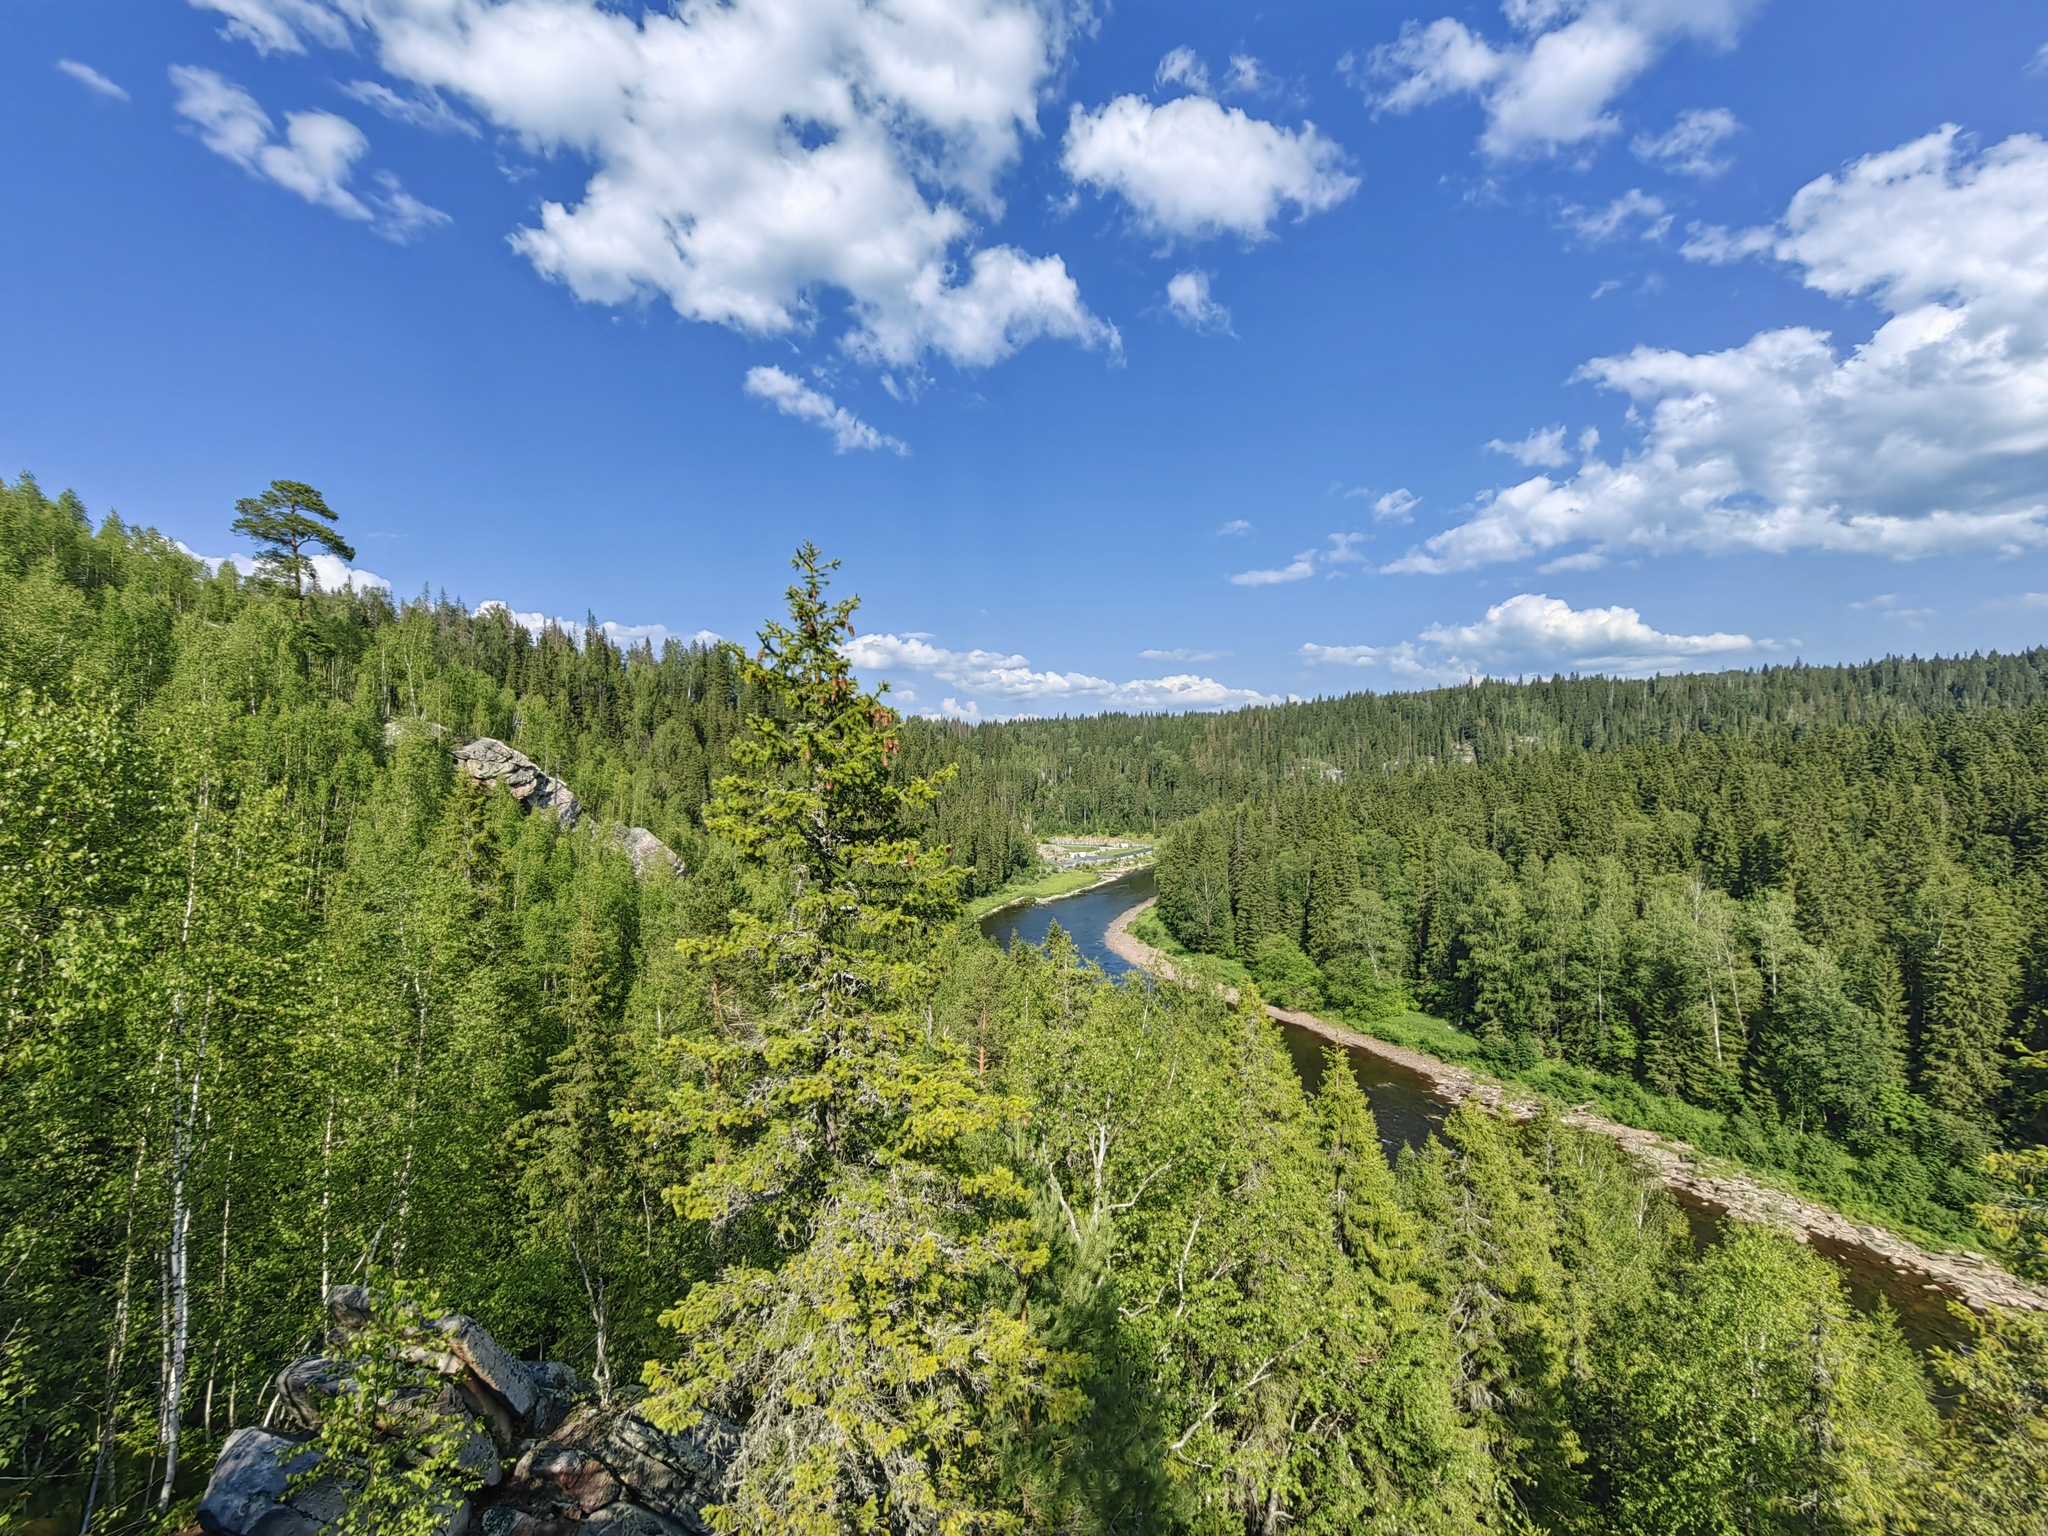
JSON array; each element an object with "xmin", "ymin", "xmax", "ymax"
[{"xmin": 980, "ymin": 873, "xmax": 1971, "ymax": 1351}]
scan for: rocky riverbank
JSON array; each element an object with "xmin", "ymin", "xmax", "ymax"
[{"xmin": 1106, "ymin": 898, "xmax": 2048, "ymax": 1319}]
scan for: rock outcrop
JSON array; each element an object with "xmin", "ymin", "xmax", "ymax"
[
  {"xmin": 612, "ymin": 826, "xmax": 683, "ymax": 878},
  {"xmin": 382, "ymin": 725, "xmax": 679, "ymax": 878},
  {"xmin": 453, "ymin": 738, "xmax": 583, "ymax": 828},
  {"xmin": 195, "ymin": 1291, "xmax": 727, "ymax": 1536}
]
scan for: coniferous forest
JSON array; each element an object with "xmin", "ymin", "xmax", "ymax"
[{"xmin": 5, "ymin": 471, "xmax": 2047, "ymax": 1535}]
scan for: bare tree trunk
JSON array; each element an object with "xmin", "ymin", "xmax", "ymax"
[
  {"xmin": 319, "ymin": 1094, "xmax": 336, "ymax": 1304},
  {"xmin": 154, "ymin": 787, "xmax": 208, "ymax": 1515},
  {"xmin": 158, "ymin": 992, "xmax": 210, "ymax": 1512},
  {"xmin": 80, "ymin": 1129, "xmax": 150, "ymax": 1535},
  {"xmin": 571, "ymin": 1227, "xmax": 611, "ymax": 1404}
]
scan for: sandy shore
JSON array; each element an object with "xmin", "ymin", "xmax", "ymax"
[{"xmin": 1107, "ymin": 897, "xmax": 2048, "ymax": 1317}]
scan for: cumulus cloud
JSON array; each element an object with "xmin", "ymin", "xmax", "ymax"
[
  {"xmin": 1389, "ymin": 126, "xmax": 2048, "ymax": 573},
  {"xmin": 1303, "ymin": 592, "xmax": 1769, "ymax": 682},
  {"xmin": 1489, "ymin": 425, "xmax": 1572, "ymax": 467},
  {"xmin": 1064, "ymin": 93, "xmax": 1357, "ymax": 240},
  {"xmin": 170, "ymin": 66, "xmax": 447, "ymax": 240},
  {"xmin": 475, "ymin": 599, "xmax": 719, "ymax": 651},
  {"xmin": 216, "ymin": 0, "xmax": 1114, "ymax": 371},
  {"xmin": 1362, "ymin": 0, "xmax": 1758, "ymax": 159},
  {"xmin": 57, "ymin": 60, "xmax": 129, "ymax": 101},
  {"xmin": 1217, "ymin": 518, "xmax": 1253, "ymax": 535},
  {"xmin": 846, "ymin": 632, "xmax": 1276, "ymax": 717},
  {"xmin": 1165, "ymin": 270, "xmax": 1231, "ymax": 331},
  {"xmin": 1563, "ymin": 187, "xmax": 1669, "ymax": 243},
  {"xmin": 1633, "ymin": 107, "xmax": 1740, "ymax": 177},
  {"xmin": 743, "ymin": 367, "xmax": 907, "ymax": 454}
]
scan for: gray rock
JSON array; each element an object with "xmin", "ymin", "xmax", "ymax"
[
  {"xmin": 453, "ymin": 738, "xmax": 582, "ymax": 828},
  {"xmin": 327, "ymin": 1284, "xmax": 537, "ymax": 1424},
  {"xmin": 583, "ymin": 1501, "xmax": 691, "ymax": 1536},
  {"xmin": 514, "ymin": 1405, "xmax": 729, "ymax": 1533},
  {"xmin": 196, "ymin": 1427, "xmax": 323, "ymax": 1536},
  {"xmin": 270, "ymin": 1356, "xmax": 352, "ymax": 1434},
  {"xmin": 432, "ymin": 1312, "xmax": 540, "ymax": 1421},
  {"xmin": 614, "ymin": 826, "xmax": 683, "ymax": 878}
]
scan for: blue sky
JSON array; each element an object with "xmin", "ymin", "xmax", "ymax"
[{"xmin": 7, "ymin": 1, "xmax": 2048, "ymax": 719}]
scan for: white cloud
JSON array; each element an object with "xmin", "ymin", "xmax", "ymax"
[
  {"xmin": 1563, "ymin": 187, "xmax": 1669, "ymax": 243},
  {"xmin": 170, "ymin": 66, "xmax": 447, "ymax": 241},
  {"xmin": 1364, "ymin": 0, "xmax": 1758, "ymax": 159},
  {"xmin": 234, "ymin": 0, "xmax": 1113, "ymax": 372},
  {"xmin": 1217, "ymin": 518, "xmax": 1252, "ymax": 535},
  {"xmin": 177, "ymin": 539, "xmax": 389, "ymax": 592},
  {"xmin": 189, "ymin": 0, "xmax": 350, "ymax": 55},
  {"xmin": 475, "ymin": 599, "xmax": 717, "ymax": 651},
  {"xmin": 846, "ymin": 631, "xmax": 1276, "ymax": 716},
  {"xmin": 1064, "ymin": 94, "xmax": 1357, "ymax": 240},
  {"xmin": 1156, "ymin": 46, "xmax": 1210, "ymax": 96},
  {"xmin": 1849, "ymin": 593, "xmax": 1934, "ymax": 626},
  {"xmin": 1230, "ymin": 531, "xmax": 1364, "ymax": 585},
  {"xmin": 1390, "ymin": 126, "xmax": 2048, "ymax": 573},
  {"xmin": 1488, "ymin": 424, "xmax": 1572, "ymax": 467},
  {"xmin": 1230, "ymin": 550, "xmax": 1319, "ymax": 586},
  {"xmin": 1326, "ymin": 531, "xmax": 1368, "ymax": 564},
  {"xmin": 1225, "ymin": 54, "xmax": 1274, "ymax": 95},
  {"xmin": 1362, "ymin": 487, "xmax": 1419, "ymax": 521},
  {"xmin": 743, "ymin": 366, "xmax": 907, "ymax": 454},
  {"xmin": 1141, "ymin": 647, "xmax": 1231, "ymax": 661},
  {"xmin": 308, "ymin": 553, "xmax": 392, "ymax": 593},
  {"xmin": 57, "ymin": 60, "xmax": 130, "ymax": 102},
  {"xmin": 1165, "ymin": 269, "xmax": 1231, "ymax": 331},
  {"xmin": 340, "ymin": 79, "xmax": 479, "ymax": 137},
  {"xmin": 1632, "ymin": 107, "xmax": 1740, "ymax": 177},
  {"xmin": 1299, "ymin": 642, "xmax": 1386, "ymax": 667},
  {"xmin": 1303, "ymin": 592, "xmax": 1769, "ymax": 683}
]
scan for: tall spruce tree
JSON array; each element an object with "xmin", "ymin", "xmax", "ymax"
[{"xmin": 643, "ymin": 546, "xmax": 1077, "ymax": 1535}]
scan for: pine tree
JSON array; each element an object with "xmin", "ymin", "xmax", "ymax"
[{"xmin": 229, "ymin": 480, "xmax": 354, "ymax": 618}]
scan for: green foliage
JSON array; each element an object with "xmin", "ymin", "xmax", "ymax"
[
  {"xmin": 1250, "ymin": 934, "xmax": 1322, "ymax": 1010},
  {"xmin": 5, "ymin": 473, "xmax": 2044, "ymax": 1536},
  {"xmin": 1595, "ymin": 1226, "xmax": 1935, "ymax": 1535},
  {"xmin": 291, "ymin": 1281, "xmax": 488, "ymax": 1536},
  {"xmin": 230, "ymin": 479, "xmax": 354, "ymax": 613},
  {"xmin": 1978, "ymin": 1147, "xmax": 2048, "ymax": 1281},
  {"xmin": 1152, "ymin": 703, "xmax": 2048, "ymax": 1244},
  {"xmin": 644, "ymin": 547, "xmax": 1072, "ymax": 1536},
  {"xmin": 1924, "ymin": 1306, "xmax": 2048, "ymax": 1534}
]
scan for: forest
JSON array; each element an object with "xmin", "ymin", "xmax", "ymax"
[{"xmin": 3, "ymin": 469, "xmax": 2045, "ymax": 1535}]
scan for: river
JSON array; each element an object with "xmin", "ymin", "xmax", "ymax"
[{"xmin": 980, "ymin": 870, "xmax": 1978, "ymax": 1351}]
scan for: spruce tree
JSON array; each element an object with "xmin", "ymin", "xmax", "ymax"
[{"xmin": 643, "ymin": 546, "xmax": 1077, "ymax": 1534}]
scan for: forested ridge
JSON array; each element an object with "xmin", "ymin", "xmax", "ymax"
[
  {"xmin": 907, "ymin": 647, "xmax": 2048, "ymax": 831},
  {"xmin": 4, "ymin": 472, "xmax": 2046, "ymax": 1535}
]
